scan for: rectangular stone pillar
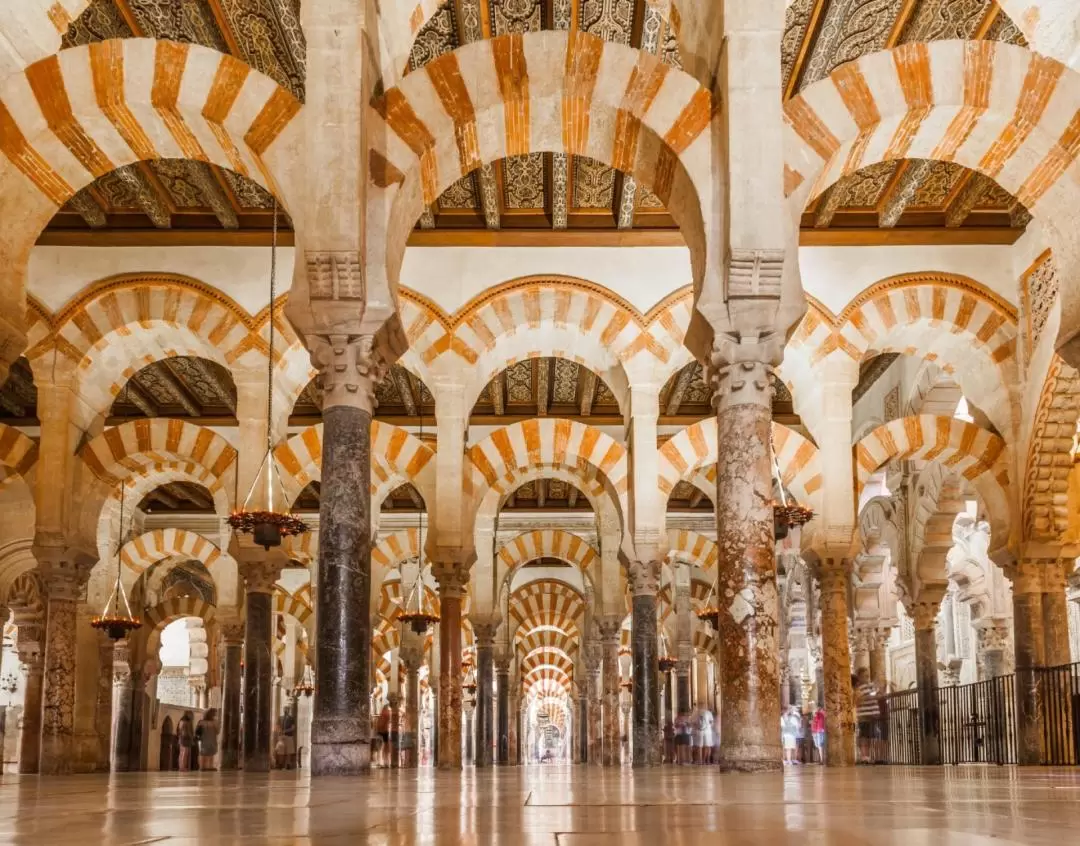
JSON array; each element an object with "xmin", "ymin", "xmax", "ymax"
[{"xmin": 38, "ymin": 563, "xmax": 88, "ymax": 775}]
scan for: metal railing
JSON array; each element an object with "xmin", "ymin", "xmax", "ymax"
[{"xmin": 860, "ymin": 663, "xmax": 1080, "ymax": 767}]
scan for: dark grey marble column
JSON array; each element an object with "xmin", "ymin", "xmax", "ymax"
[
  {"xmin": 95, "ymin": 632, "xmax": 114, "ymax": 771},
  {"xmin": 473, "ymin": 621, "xmax": 497, "ymax": 768},
  {"xmin": 241, "ymin": 561, "xmax": 281, "ymax": 772},
  {"xmin": 676, "ymin": 662, "xmax": 692, "ymax": 715},
  {"xmin": 313, "ymin": 393, "xmax": 374, "ymax": 775},
  {"xmin": 578, "ymin": 693, "xmax": 588, "ymax": 764},
  {"xmin": 911, "ymin": 600, "xmax": 942, "ymax": 766},
  {"xmin": 496, "ymin": 660, "xmax": 509, "ymax": 764},
  {"xmin": 1011, "ymin": 562, "xmax": 1047, "ymax": 765},
  {"xmin": 220, "ymin": 624, "xmax": 244, "ymax": 770},
  {"xmin": 630, "ymin": 561, "xmax": 660, "ymax": 768},
  {"xmin": 110, "ymin": 640, "xmax": 133, "ymax": 772},
  {"xmin": 16, "ymin": 629, "xmax": 44, "ymax": 775},
  {"xmin": 712, "ymin": 359, "xmax": 782, "ymax": 772}
]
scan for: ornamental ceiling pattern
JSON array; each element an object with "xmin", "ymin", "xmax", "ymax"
[
  {"xmin": 409, "ymin": 0, "xmax": 681, "ymax": 233},
  {"xmin": 474, "ymin": 357, "xmax": 620, "ymax": 420}
]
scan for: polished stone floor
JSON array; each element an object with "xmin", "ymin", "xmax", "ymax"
[{"xmin": 0, "ymin": 765, "xmax": 1078, "ymax": 845}]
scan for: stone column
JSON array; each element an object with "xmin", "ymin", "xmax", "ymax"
[
  {"xmin": 219, "ymin": 622, "xmax": 244, "ymax": 770},
  {"xmin": 975, "ymin": 622, "xmax": 1010, "ymax": 681},
  {"xmin": 110, "ymin": 640, "xmax": 133, "ymax": 772},
  {"xmin": 817, "ymin": 560, "xmax": 855, "ymax": 767},
  {"xmin": 309, "ymin": 335, "xmax": 382, "ymax": 776},
  {"xmin": 16, "ymin": 627, "xmax": 44, "ymax": 774},
  {"xmin": 1010, "ymin": 561, "xmax": 1047, "ymax": 765},
  {"xmin": 676, "ymin": 659, "xmax": 692, "ymax": 715},
  {"xmin": 578, "ymin": 692, "xmax": 588, "ymax": 764},
  {"xmin": 495, "ymin": 657, "xmax": 510, "ymax": 764},
  {"xmin": 472, "ymin": 619, "xmax": 498, "ymax": 768},
  {"xmin": 94, "ymin": 632, "xmax": 114, "ymax": 771},
  {"xmin": 694, "ymin": 653, "xmax": 709, "ymax": 708},
  {"xmin": 434, "ymin": 565, "xmax": 468, "ymax": 769},
  {"xmin": 240, "ymin": 559, "xmax": 283, "ymax": 772},
  {"xmin": 598, "ymin": 617, "xmax": 622, "ymax": 766},
  {"xmin": 38, "ymin": 558, "xmax": 91, "ymax": 775},
  {"xmin": 867, "ymin": 627, "xmax": 891, "ymax": 691},
  {"xmin": 402, "ymin": 649, "xmax": 421, "ymax": 768},
  {"xmin": 910, "ymin": 599, "xmax": 942, "ymax": 766},
  {"xmin": 711, "ymin": 358, "xmax": 782, "ymax": 772},
  {"xmin": 387, "ymin": 691, "xmax": 401, "ymax": 769},
  {"xmin": 629, "ymin": 560, "xmax": 661, "ymax": 767},
  {"xmin": 508, "ymin": 686, "xmax": 520, "ymax": 765},
  {"xmin": 1043, "ymin": 560, "xmax": 1072, "ymax": 667}
]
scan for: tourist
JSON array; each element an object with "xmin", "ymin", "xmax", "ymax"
[
  {"xmin": 196, "ymin": 709, "xmax": 218, "ymax": 771},
  {"xmin": 377, "ymin": 702, "xmax": 392, "ymax": 766},
  {"xmin": 689, "ymin": 706, "xmax": 702, "ymax": 763},
  {"xmin": 282, "ymin": 706, "xmax": 297, "ymax": 769},
  {"xmin": 178, "ymin": 711, "xmax": 195, "ymax": 772},
  {"xmin": 812, "ymin": 706, "xmax": 826, "ymax": 764},
  {"xmin": 663, "ymin": 715, "xmax": 675, "ymax": 763},
  {"xmin": 675, "ymin": 711, "xmax": 693, "ymax": 764},
  {"xmin": 781, "ymin": 706, "xmax": 801, "ymax": 765},
  {"xmin": 698, "ymin": 708, "xmax": 715, "ymax": 765}
]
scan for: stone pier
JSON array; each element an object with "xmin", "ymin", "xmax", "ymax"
[
  {"xmin": 598, "ymin": 617, "xmax": 622, "ymax": 766},
  {"xmin": 240, "ymin": 559, "xmax": 282, "ymax": 772},
  {"xmin": 16, "ymin": 627, "xmax": 44, "ymax": 774},
  {"xmin": 911, "ymin": 599, "xmax": 942, "ymax": 766},
  {"xmin": 435, "ymin": 566, "xmax": 468, "ymax": 769},
  {"xmin": 219, "ymin": 623, "xmax": 244, "ymax": 770},
  {"xmin": 629, "ymin": 561, "xmax": 660, "ymax": 767},
  {"xmin": 817, "ymin": 560, "xmax": 855, "ymax": 767}
]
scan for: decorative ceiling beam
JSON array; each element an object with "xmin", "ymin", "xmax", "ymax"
[
  {"xmin": 158, "ymin": 361, "xmax": 205, "ymax": 417},
  {"xmin": 812, "ymin": 186, "xmax": 843, "ymax": 229},
  {"xmin": 664, "ymin": 364, "xmax": 695, "ymax": 417},
  {"xmin": 878, "ymin": 160, "xmax": 934, "ymax": 228},
  {"xmin": 115, "ymin": 165, "xmax": 172, "ymax": 229},
  {"xmin": 122, "ymin": 380, "xmax": 159, "ymax": 418},
  {"xmin": 67, "ymin": 191, "xmax": 107, "ymax": 229},
  {"xmin": 944, "ymin": 173, "xmax": 993, "ymax": 228},
  {"xmin": 689, "ymin": 489, "xmax": 706, "ymax": 509},
  {"xmin": 536, "ymin": 359, "xmax": 550, "ymax": 417},
  {"xmin": 579, "ymin": 368, "xmax": 597, "ymax": 417},
  {"xmin": 187, "ymin": 163, "xmax": 239, "ymax": 229},
  {"xmin": 492, "ymin": 371, "xmax": 506, "ymax": 416},
  {"xmin": 537, "ymin": 479, "xmax": 547, "ymax": 509},
  {"xmin": 147, "ymin": 488, "xmax": 181, "ymax": 511},
  {"xmin": 567, "ymin": 487, "xmax": 579, "ymax": 509},
  {"xmin": 184, "ymin": 356, "xmax": 237, "ymax": 413},
  {"xmin": 392, "ymin": 366, "xmax": 418, "ymax": 416}
]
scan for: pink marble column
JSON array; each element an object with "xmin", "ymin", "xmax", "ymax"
[
  {"xmin": 817, "ymin": 561, "xmax": 855, "ymax": 767},
  {"xmin": 712, "ymin": 358, "xmax": 782, "ymax": 772},
  {"xmin": 434, "ymin": 566, "xmax": 467, "ymax": 769},
  {"xmin": 597, "ymin": 617, "xmax": 621, "ymax": 767},
  {"xmin": 1010, "ymin": 561, "xmax": 1047, "ymax": 765},
  {"xmin": 16, "ymin": 626, "xmax": 43, "ymax": 774}
]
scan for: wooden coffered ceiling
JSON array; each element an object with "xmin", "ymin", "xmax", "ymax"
[{"xmin": 788, "ymin": 0, "xmax": 1030, "ymax": 243}]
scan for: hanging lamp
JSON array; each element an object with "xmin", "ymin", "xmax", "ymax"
[
  {"xmin": 771, "ymin": 448, "xmax": 814, "ymax": 542},
  {"xmin": 228, "ymin": 201, "xmax": 309, "ymax": 549},
  {"xmin": 657, "ymin": 571, "xmax": 677, "ymax": 672},
  {"xmin": 293, "ymin": 663, "xmax": 315, "ymax": 698},
  {"xmin": 397, "ymin": 405, "xmax": 440, "ymax": 634},
  {"xmin": 91, "ymin": 469, "xmax": 142, "ymax": 640},
  {"xmin": 696, "ymin": 576, "xmax": 720, "ymax": 630}
]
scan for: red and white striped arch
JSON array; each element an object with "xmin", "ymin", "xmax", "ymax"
[
  {"xmin": 120, "ymin": 528, "xmax": 223, "ymax": 577},
  {"xmin": 666, "ymin": 529, "xmax": 718, "ymax": 573},
  {"xmin": 369, "ymin": 30, "xmax": 714, "ymax": 309},
  {"xmin": 999, "ymin": 1, "xmax": 1080, "ymax": 70},
  {"xmin": 517, "ymin": 628, "xmax": 579, "ymax": 660},
  {"xmin": 274, "ymin": 421, "xmax": 436, "ymax": 507},
  {"xmin": 0, "ymin": 1, "xmax": 90, "ymax": 79},
  {"xmin": 0, "ymin": 40, "xmax": 301, "ymax": 326},
  {"xmin": 855, "ymin": 415, "xmax": 1012, "ymax": 542},
  {"xmin": 784, "ymin": 40, "xmax": 1080, "ymax": 355},
  {"xmin": 274, "ymin": 586, "xmax": 313, "ymax": 629},
  {"xmin": 508, "ymin": 580, "xmax": 585, "ymax": 640},
  {"xmin": 658, "ymin": 420, "xmax": 822, "ymax": 511},
  {"xmin": 496, "ymin": 529, "xmax": 598, "ymax": 578}
]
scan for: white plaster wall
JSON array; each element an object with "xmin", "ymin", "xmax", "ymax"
[{"xmin": 798, "ymin": 245, "xmax": 1021, "ymax": 313}]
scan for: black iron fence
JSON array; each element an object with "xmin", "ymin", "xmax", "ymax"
[{"xmin": 860, "ymin": 663, "xmax": 1080, "ymax": 766}]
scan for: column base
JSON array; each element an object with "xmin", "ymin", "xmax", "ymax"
[
  {"xmin": 718, "ymin": 742, "xmax": 783, "ymax": 773},
  {"xmin": 310, "ymin": 739, "xmax": 371, "ymax": 775},
  {"xmin": 38, "ymin": 738, "xmax": 73, "ymax": 776}
]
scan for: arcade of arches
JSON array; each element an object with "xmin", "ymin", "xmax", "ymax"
[{"xmin": 1, "ymin": 0, "xmax": 1080, "ymax": 841}]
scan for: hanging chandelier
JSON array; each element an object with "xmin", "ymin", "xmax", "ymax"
[
  {"xmin": 292, "ymin": 664, "xmax": 315, "ymax": 698},
  {"xmin": 91, "ymin": 475, "xmax": 142, "ymax": 640},
  {"xmin": 771, "ymin": 450, "xmax": 813, "ymax": 541},
  {"xmin": 228, "ymin": 200, "xmax": 309, "ymax": 549},
  {"xmin": 397, "ymin": 407, "xmax": 440, "ymax": 634},
  {"xmin": 695, "ymin": 577, "xmax": 720, "ymax": 630}
]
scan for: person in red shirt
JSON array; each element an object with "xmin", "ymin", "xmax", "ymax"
[{"xmin": 811, "ymin": 707, "xmax": 826, "ymax": 764}]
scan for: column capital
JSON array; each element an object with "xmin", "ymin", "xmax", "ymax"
[
  {"xmin": 219, "ymin": 620, "xmax": 246, "ymax": 645},
  {"xmin": 311, "ymin": 332, "xmax": 386, "ymax": 415},
  {"xmin": 1042, "ymin": 559, "xmax": 1073, "ymax": 592},
  {"xmin": 1005, "ymin": 560, "xmax": 1048, "ymax": 595},
  {"xmin": 470, "ymin": 614, "xmax": 501, "ymax": 645},
  {"xmin": 813, "ymin": 558, "xmax": 851, "ymax": 593},
  {"xmin": 628, "ymin": 560, "xmax": 661, "ymax": 596},
  {"xmin": 33, "ymin": 544, "xmax": 95, "ymax": 600},
  {"xmin": 239, "ymin": 559, "xmax": 284, "ymax": 594},
  {"xmin": 597, "ymin": 615, "xmax": 623, "ymax": 643},
  {"xmin": 908, "ymin": 599, "xmax": 941, "ymax": 631},
  {"xmin": 432, "ymin": 563, "xmax": 470, "ymax": 598},
  {"xmin": 974, "ymin": 620, "xmax": 1010, "ymax": 652},
  {"xmin": 708, "ymin": 355, "xmax": 777, "ymax": 413}
]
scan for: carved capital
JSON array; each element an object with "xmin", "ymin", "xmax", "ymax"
[
  {"xmin": 908, "ymin": 600, "xmax": 940, "ymax": 631},
  {"xmin": 708, "ymin": 354, "xmax": 776, "ymax": 412},
  {"xmin": 34, "ymin": 545, "xmax": 95, "ymax": 601},
  {"xmin": 596, "ymin": 615, "xmax": 623, "ymax": 644},
  {"xmin": 240, "ymin": 560, "xmax": 284, "ymax": 595},
  {"xmin": 312, "ymin": 333, "xmax": 386, "ymax": 414},
  {"xmin": 1005, "ymin": 560, "xmax": 1047, "ymax": 596},
  {"xmin": 628, "ymin": 560, "xmax": 661, "ymax": 597},
  {"xmin": 220, "ymin": 621, "xmax": 245, "ymax": 645},
  {"xmin": 1042, "ymin": 559, "xmax": 1072, "ymax": 593},
  {"xmin": 470, "ymin": 615, "xmax": 501, "ymax": 645},
  {"xmin": 975, "ymin": 621, "xmax": 1010, "ymax": 653},
  {"xmin": 432, "ymin": 563, "xmax": 470, "ymax": 599}
]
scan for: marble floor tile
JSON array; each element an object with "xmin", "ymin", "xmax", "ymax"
[{"xmin": 0, "ymin": 765, "xmax": 1076, "ymax": 845}]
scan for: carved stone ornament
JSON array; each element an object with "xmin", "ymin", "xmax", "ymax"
[
  {"xmin": 306, "ymin": 252, "xmax": 364, "ymax": 302},
  {"xmin": 629, "ymin": 560, "xmax": 662, "ymax": 597},
  {"xmin": 727, "ymin": 249, "xmax": 785, "ymax": 300},
  {"xmin": 431, "ymin": 563, "xmax": 470, "ymax": 599},
  {"xmin": 312, "ymin": 334, "xmax": 386, "ymax": 414},
  {"xmin": 708, "ymin": 355, "xmax": 777, "ymax": 412},
  {"xmin": 240, "ymin": 561, "xmax": 284, "ymax": 595}
]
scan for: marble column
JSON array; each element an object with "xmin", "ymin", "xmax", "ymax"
[
  {"xmin": 403, "ymin": 652, "xmax": 421, "ymax": 768},
  {"xmin": 508, "ymin": 689, "xmax": 519, "ymax": 765},
  {"xmin": 587, "ymin": 664, "xmax": 601, "ymax": 764},
  {"xmin": 694, "ymin": 654, "xmax": 709, "ymax": 708},
  {"xmin": 219, "ymin": 623, "xmax": 244, "ymax": 770},
  {"xmin": 1043, "ymin": 560, "xmax": 1072, "ymax": 667},
  {"xmin": 16, "ymin": 629, "xmax": 44, "ymax": 774},
  {"xmin": 817, "ymin": 561, "xmax": 855, "ymax": 767},
  {"xmin": 712, "ymin": 358, "xmax": 782, "ymax": 772},
  {"xmin": 1011, "ymin": 562, "xmax": 1047, "ymax": 765},
  {"xmin": 94, "ymin": 632, "xmax": 113, "ymax": 771},
  {"xmin": 110, "ymin": 640, "xmax": 133, "ymax": 772},
  {"xmin": 473, "ymin": 620, "xmax": 497, "ymax": 768},
  {"xmin": 867, "ymin": 627, "xmax": 891, "ymax": 691},
  {"xmin": 598, "ymin": 617, "xmax": 622, "ymax": 766},
  {"xmin": 434, "ymin": 566, "xmax": 468, "ymax": 769},
  {"xmin": 910, "ymin": 599, "xmax": 942, "ymax": 766},
  {"xmin": 676, "ymin": 660, "xmax": 692, "ymax": 715},
  {"xmin": 240, "ymin": 560, "xmax": 282, "ymax": 772},
  {"xmin": 388, "ymin": 692, "xmax": 401, "ymax": 769},
  {"xmin": 629, "ymin": 561, "xmax": 661, "ymax": 767},
  {"xmin": 310, "ymin": 335, "xmax": 381, "ymax": 776},
  {"xmin": 975, "ymin": 622, "xmax": 1010, "ymax": 681},
  {"xmin": 495, "ymin": 659, "xmax": 510, "ymax": 764},
  {"xmin": 578, "ymin": 693, "xmax": 588, "ymax": 763},
  {"xmin": 39, "ymin": 564, "xmax": 89, "ymax": 775}
]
